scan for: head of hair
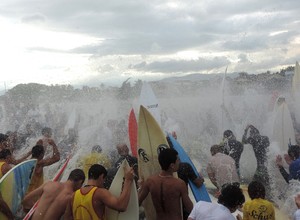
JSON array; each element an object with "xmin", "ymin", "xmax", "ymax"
[
  {"xmin": 92, "ymin": 145, "xmax": 102, "ymax": 153},
  {"xmin": 248, "ymin": 181, "xmax": 265, "ymax": 199},
  {"xmin": 68, "ymin": 169, "xmax": 85, "ymax": 183},
  {"xmin": 116, "ymin": 144, "xmax": 129, "ymax": 156},
  {"xmin": 0, "ymin": 133, "xmax": 9, "ymax": 143},
  {"xmin": 0, "ymin": 149, "xmax": 11, "ymax": 159},
  {"xmin": 88, "ymin": 164, "xmax": 107, "ymax": 180},
  {"xmin": 41, "ymin": 127, "xmax": 52, "ymax": 136},
  {"xmin": 32, "ymin": 145, "xmax": 45, "ymax": 158},
  {"xmin": 210, "ymin": 144, "xmax": 223, "ymax": 156},
  {"xmin": 223, "ymin": 130, "xmax": 233, "ymax": 138},
  {"xmin": 158, "ymin": 148, "xmax": 178, "ymax": 171},
  {"xmin": 218, "ymin": 183, "xmax": 245, "ymax": 210},
  {"xmin": 288, "ymin": 145, "xmax": 300, "ymax": 160}
]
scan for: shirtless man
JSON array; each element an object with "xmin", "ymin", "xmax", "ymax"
[
  {"xmin": 64, "ymin": 164, "xmax": 134, "ymax": 220},
  {"xmin": 26, "ymin": 140, "xmax": 60, "ymax": 198},
  {"xmin": 22, "ymin": 169, "xmax": 85, "ymax": 220},
  {"xmin": 138, "ymin": 148, "xmax": 193, "ymax": 220}
]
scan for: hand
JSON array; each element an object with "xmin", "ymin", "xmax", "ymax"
[
  {"xmin": 276, "ymin": 155, "xmax": 283, "ymax": 167},
  {"xmin": 284, "ymin": 154, "xmax": 293, "ymax": 165},
  {"xmin": 124, "ymin": 167, "xmax": 134, "ymax": 181}
]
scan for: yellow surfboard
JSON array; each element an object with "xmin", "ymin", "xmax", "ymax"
[{"xmin": 137, "ymin": 105, "xmax": 169, "ymax": 220}]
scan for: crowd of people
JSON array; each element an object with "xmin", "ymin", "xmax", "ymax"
[{"xmin": 1, "ymin": 122, "xmax": 300, "ymax": 220}]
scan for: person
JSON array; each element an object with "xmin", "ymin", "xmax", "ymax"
[
  {"xmin": 0, "ymin": 134, "xmax": 10, "ymax": 151},
  {"xmin": 294, "ymin": 194, "xmax": 300, "ymax": 219},
  {"xmin": 187, "ymin": 183, "xmax": 245, "ymax": 220},
  {"xmin": 242, "ymin": 125, "xmax": 271, "ymax": 198},
  {"xmin": 276, "ymin": 145, "xmax": 300, "ymax": 183},
  {"xmin": 206, "ymin": 145, "xmax": 239, "ymax": 193},
  {"xmin": 64, "ymin": 164, "xmax": 134, "ymax": 220},
  {"xmin": 0, "ymin": 149, "xmax": 12, "ymax": 178},
  {"xmin": 111, "ymin": 143, "xmax": 138, "ymax": 185},
  {"xmin": 0, "ymin": 148, "xmax": 31, "ymax": 169},
  {"xmin": 0, "ymin": 192, "xmax": 13, "ymax": 220},
  {"xmin": 22, "ymin": 169, "xmax": 85, "ymax": 220},
  {"xmin": 26, "ymin": 141, "xmax": 60, "ymax": 196},
  {"xmin": 221, "ymin": 130, "xmax": 244, "ymax": 177},
  {"xmin": 138, "ymin": 148, "xmax": 193, "ymax": 220},
  {"xmin": 79, "ymin": 145, "xmax": 111, "ymax": 177},
  {"xmin": 243, "ymin": 181, "xmax": 275, "ymax": 220},
  {"xmin": 166, "ymin": 132, "xmax": 204, "ymax": 220}
]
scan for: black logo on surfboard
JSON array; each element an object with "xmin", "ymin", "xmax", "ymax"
[{"xmin": 138, "ymin": 148, "xmax": 149, "ymax": 162}]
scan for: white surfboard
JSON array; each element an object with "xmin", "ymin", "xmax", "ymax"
[
  {"xmin": 292, "ymin": 61, "xmax": 300, "ymax": 96},
  {"xmin": 139, "ymin": 82, "xmax": 161, "ymax": 126},
  {"xmin": 272, "ymin": 98, "xmax": 295, "ymax": 152},
  {"xmin": 105, "ymin": 159, "xmax": 139, "ymax": 220}
]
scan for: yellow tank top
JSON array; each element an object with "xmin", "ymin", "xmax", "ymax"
[
  {"xmin": 243, "ymin": 198, "xmax": 275, "ymax": 220},
  {"xmin": 82, "ymin": 153, "xmax": 111, "ymax": 176},
  {"xmin": 73, "ymin": 187, "xmax": 101, "ymax": 220},
  {"xmin": 0, "ymin": 161, "xmax": 5, "ymax": 179}
]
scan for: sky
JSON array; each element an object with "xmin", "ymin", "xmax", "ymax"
[{"xmin": 0, "ymin": 0, "xmax": 299, "ymax": 91}]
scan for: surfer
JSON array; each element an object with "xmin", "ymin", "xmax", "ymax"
[
  {"xmin": 64, "ymin": 164, "xmax": 134, "ymax": 220},
  {"xmin": 138, "ymin": 148, "xmax": 193, "ymax": 220},
  {"xmin": 276, "ymin": 145, "xmax": 300, "ymax": 183},
  {"xmin": 22, "ymin": 169, "xmax": 85, "ymax": 220},
  {"xmin": 242, "ymin": 125, "xmax": 271, "ymax": 199},
  {"xmin": 188, "ymin": 183, "xmax": 245, "ymax": 220},
  {"xmin": 221, "ymin": 130, "xmax": 244, "ymax": 177},
  {"xmin": 26, "ymin": 140, "xmax": 60, "ymax": 196},
  {"xmin": 0, "ymin": 192, "xmax": 13, "ymax": 220},
  {"xmin": 207, "ymin": 144, "xmax": 239, "ymax": 195},
  {"xmin": 243, "ymin": 181, "xmax": 275, "ymax": 220}
]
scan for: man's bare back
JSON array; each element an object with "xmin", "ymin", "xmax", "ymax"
[
  {"xmin": 138, "ymin": 148, "xmax": 193, "ymax": 220},
  {"xmin": 31, "ymin": 181, "xmax": 73, "ymax": 220},
  {"xmin": 22, "ymin": 169, "xmax": 85, "ymax": 220}
]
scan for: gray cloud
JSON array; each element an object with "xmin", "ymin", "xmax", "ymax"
[{"xmin": 130, "ymin": 57, "xmax": 230, "ymax": 73}]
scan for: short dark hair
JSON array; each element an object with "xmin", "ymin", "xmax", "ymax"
[
  {"xmin": 223, "ymin": 130, "xmax": 233, "ymax": 138},
  {"xmin": 248, "ymin": 181, "xmax": 265, "ymax": 199},
  {"xmin": 218, "ymin": 183, "xmax": 245, "ymax": 210},
  {"xmin": 288, "ymin": 145, "xmax": 300, "ymax": 160},
  {"xmin": 158, "ymin": 148, "xmax": 178, "ymax": 171},
  {"xmin": 32, "ymin": 145, "xmax": 44, "ymax": 158},
  {"xmin": 88, "ymin": 164, "xmax": 107, "ymax": 180},
  {"xmin": 0, "ymin": 149, "xmax": 11, "ymax": 159},
  {"xmin": 68, "ymin": 169, "xmax": 85, "ymax": 182}
]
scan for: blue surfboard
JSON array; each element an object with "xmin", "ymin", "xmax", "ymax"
[
  {"xmin": 0, "ymin": 159, "xmax": 37, "ymax": 218},
  {"xmin": 167, "ymin": 134, "xmax": 211, "ymax": 202}
]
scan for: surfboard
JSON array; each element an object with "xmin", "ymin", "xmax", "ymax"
[
  {"xmin": 138, "ymin": 105, "xmax": 170, "ymax": 220},
  {"xmin": 167, "ymin": 134, "xmax": 211, "ymax": 202},
  {"xmin": 272, "ymin": 98, "xmax": 295, "ymax": 153},
  {"xmin": 23, "ymin": 157, "xmax": 71, "ymax": 220},
  {"xmin": 139, "ymin": 82, "xmax": 161, "ymax": 126},
  {"xmin": 105, "ymin": 159, "xmax": 139, "ymax": 220},
  {"xmin": 0, "ymin": 159, "xmax": 37, "ymax": 219},
  {"xmin": 128, "ymin": 108, "xmax": 138, "ymax": 157},
  {"xmin": 292, "ymin": 61, "xmax": 300, "ymax": 96}
]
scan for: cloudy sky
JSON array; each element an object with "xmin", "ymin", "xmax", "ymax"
[{"xmin": 0, "ymin": 0, "xmax": 299, "ymax": 90}]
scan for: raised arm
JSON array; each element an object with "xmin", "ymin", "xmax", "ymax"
[
  {"xmin": 39, "ymin": 139, "xmax": 60, "ymax": 166},
  {"xmin": 8, "ymin": 151, "xmax": 31, "ymax": 165},
  {"xmin": 22, "ymin": 182, "xmax": 45, "ymax": 210},
  {"xmin": 99, "ymin": 167, "xmax": 134, "ymax": 212}
]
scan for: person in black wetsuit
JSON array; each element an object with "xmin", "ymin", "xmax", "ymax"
[
  {"xmin": 242, "ymin": 124, "xmax": 271, "ymax": 199},
  {"xmin": 222, "ymin": 130, "xmax": 244, "ymax": 177}
]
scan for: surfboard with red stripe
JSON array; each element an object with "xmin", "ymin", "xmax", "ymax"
[{"xmin": 128, "ymin": 108, "xmax": 138, "ymax": 157}]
